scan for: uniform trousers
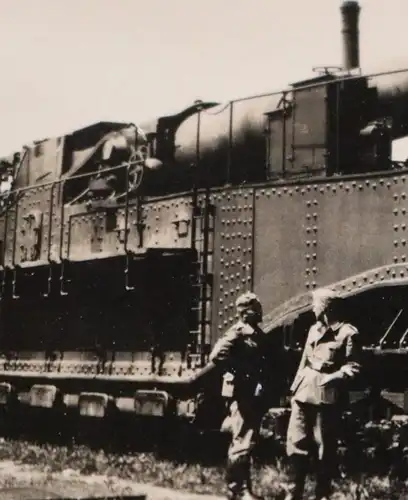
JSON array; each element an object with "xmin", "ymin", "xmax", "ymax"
[
  {"xmin": 286, "ymin": 399, "xmax": 339, "ymax": 496},
  {"xmin": 287, "ymin": 399, "xmax": 338, "ymax": 461},
  {"xmin": 224, "ymin": 397, "xmax": 263, "ymax": 495},
  {"xmin": 227, "ymin": 398, "xmax": 262, "ymax": 462}
]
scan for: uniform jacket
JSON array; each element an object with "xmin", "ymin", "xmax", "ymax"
[
  {"xmin": 290, "ymin": 321, "xmax": 361, "ymax": 405},
  {"xmin": 209, "ymin": 320, "xmax": 266, "ymax": 400}
]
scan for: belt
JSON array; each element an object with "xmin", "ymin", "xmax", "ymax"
[{"xmin": 307, "ymin": 361, "xmax": 337, "ymax": 374}]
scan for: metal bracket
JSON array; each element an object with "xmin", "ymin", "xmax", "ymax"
[
  {"xmin": 172, "ymin": 218, "xmax": 190, "ymax": 238},
  {"xmin": 78, "ymin": 392, "xmax": 113, "ymax": 418},
  {"xmin": 115, "ymin": 215, "xmax": 129, "ymax": 244},
  {"xmin": 29, "ymin": 384, "xmax": 59, "ymax": 408},
  {"xmin": 134, "ymin": 390, "xmax": 171, "ymax": 417}
]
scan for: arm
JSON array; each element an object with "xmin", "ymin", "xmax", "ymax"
[
  {"xmin": 320, "ymin": 326, "xmax": 361, "ymax": 385},
  {"xmin": 290, "ymin": 328, "xmax": 312, "ymax": 392},
  {"xmin": 208, "ymin": 329, "xmax": 239, "ymax": 366},
  {"xmin": 188, "ymin": 328, "xmax": 240, "ymax": 393},
  {"xmin": 338, "ymin": 326, "xmax": 361, "ymax": 380}
]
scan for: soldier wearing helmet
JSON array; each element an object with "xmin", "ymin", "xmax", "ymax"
[
  {"xmin": 285, "ymin": 288, "xmax": 362, "ymax": 500},
  {"xmin": 183, "ymin": 292, "xmax": 266, "ymax": 500}
]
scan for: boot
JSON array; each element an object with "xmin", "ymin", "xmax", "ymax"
[
  {"xmin": 284, "ymin": 455, "xmax": 308, "ymax": 500},
  {"xmin": 241, "ymin": 457, "xmax": 264, "ymax": 500},
  {"xmin": 226, "ymin": 457, "xmax": 243, "ymax": 499},
  {"xmin": 315, "ymin": 461, "xmax": 332, "ymax": 500},
  {"xmin": 226, "ymin": 457, "xmax": 263, "ymax": 500}
]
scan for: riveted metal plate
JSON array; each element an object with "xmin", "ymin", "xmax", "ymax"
[
  {"xmin": 65, "ymin": 208, "xmax": 96, "ymax": 260},
  {"xmin": 114, "ymin": 208, "xmax": 138, "ymax": 252},
  {"xmin": 142, "ymin": 196, "xmax": 193, "ymax": 249},
  {"xmin": 3, "ymin": 205, "xmax": 18, "ymax": 269},
  {"xmin": 58, "ymin": 351, "xmax": 100, "ymax": 375},
  {"xmin": 263, "ymin": 262, "xmax": 408, "ymax": 332},
  {"xmin": 90, "ymin": 213, "xmax": 105, "ymax": 253},
  {"xmin": 255, "ymin": 174, "xmax": 408, "ymax": 319},
  {"xmin": 13, "ymin": 359, "xmax": 47, "ymax": 373},
  {"xmin": 48, "ymin": 188, "xmax": 62, "ymax": 263},
  {"xmin": 312, "ymin": 176, "xmax": 404, "ymax": 287},
  {"xmin": 388, "ymin": 176, "xmax": 408, "ymax": 268},
  {"xmin": 110, "ymin": 351, "xmax": 182, "ymax": 377},
  {"xmin": 211, "ymin": 188, "xmax": 254, "ymax": 340},
  {"xmin": 58, "ymin": 361, "xmax": 99, "ymax": 374},
  {"xmin": 13, "ymin": 185, "xmax": 55, "ymax": 266},
  {"xmin": 253, "ymin": 186, "xmax": 308, "ymax": 318}
]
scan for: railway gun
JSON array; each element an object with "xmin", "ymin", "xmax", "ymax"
[{"xmin": 0, "ymin": 1, "xmax": 408, "ymax": 439}]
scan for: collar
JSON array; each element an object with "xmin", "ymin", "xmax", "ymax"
[
  {"xmin": 310, "ymin": 320, "xmax": 343, "ymax": 344},
  {"xmin": 236, "ymin": 320, "xmax": 256, "ymax": 335},
  {"xmin": 328, "ymin": 321, "xmax": 344, "ymax": 332}
]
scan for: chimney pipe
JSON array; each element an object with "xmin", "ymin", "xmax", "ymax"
[{"xmin": 340, "ymin": 1, "xmax": 361, "ymax": 70}]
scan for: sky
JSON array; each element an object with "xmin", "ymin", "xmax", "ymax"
[{"xmin": 0, "ymin": 0, "xmax": 408, "ymax": 157}]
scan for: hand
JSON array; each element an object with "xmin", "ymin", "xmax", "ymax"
[{"xmin": 341, "ymin": 364, "xmax": 359, "ymax": 378}]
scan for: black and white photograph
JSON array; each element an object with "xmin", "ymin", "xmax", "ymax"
[{"xmin": 0, "ymin": 0, "xmax": 407, "ymax": 498}]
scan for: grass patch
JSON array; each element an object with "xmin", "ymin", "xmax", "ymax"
[{"xmin": 0, "ymin": 438, "xmax": 406, "ymax": 498}]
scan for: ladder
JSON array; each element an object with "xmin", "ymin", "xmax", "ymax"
[{"xmin": 188, "ymin": 187, "xmax": 214, "ymax": 368}]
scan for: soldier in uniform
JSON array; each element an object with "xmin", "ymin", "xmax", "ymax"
[
  {"xmin": 183, "ymin": 292, "xmax": 267, "ymax": 500},
  {"xmin": 285, "ymin": 288, "xmax": 362, "ymax": 500}
]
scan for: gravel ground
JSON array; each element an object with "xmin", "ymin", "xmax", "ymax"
[{"xmin": 0, "ymin": 460, "xmax": 224, "ymax": 500}]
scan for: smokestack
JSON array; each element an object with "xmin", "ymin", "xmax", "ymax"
[{"xmin": 340, "ymin": 1, "xmax": 361, "ymax": 70}]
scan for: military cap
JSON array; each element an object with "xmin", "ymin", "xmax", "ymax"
[
  {"xmin": 235, "ymin": 292, "xmax": 261, "ymax": 311},
  {"xmin": 311, "ymin": 288, "xmax": 342, "ymax": 307}
]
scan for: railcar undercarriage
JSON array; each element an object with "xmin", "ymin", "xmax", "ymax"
[
  {"xmin": 0, "ymin": 251, "xmax": 210, "ymax": 431},
  {"xmin": 0, "ymin": 264, "xmax": 407, "ymax": 442}
]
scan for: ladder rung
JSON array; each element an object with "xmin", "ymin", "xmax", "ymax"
[
  {"xmin": 190, "ymin": 205, "xmax": 214, "ymax": 341},
  {"xmin": 196, "ymin": 251, "xmax": 213, "ymax": 257},
  {"xmin": 192, "ymin": 295, "xmax": 212, "ymax": 302},
  {"xmin": 191, "ymin": 304, "xmax": 211, "ymax": 312},
  {"xmin": 201, "ymin": 273, "xmax": 213, "ymax": 285},
  {"xmin": 189, "ymin": 325, "xmax": 211, "ymax": 335}
]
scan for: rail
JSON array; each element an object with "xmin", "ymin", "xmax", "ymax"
[{"xmin": 229, "ymin": 66, "xmax": 408, "ymax": 104}]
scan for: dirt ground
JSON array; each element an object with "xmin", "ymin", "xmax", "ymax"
[{"xmin": 0, "ymin": 460, "xmax": 224, "ymax": 500}]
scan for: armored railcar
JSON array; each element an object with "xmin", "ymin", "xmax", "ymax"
[{"xmin": 0, "ymin": 1, "xmax": 407, "ymax": 434}]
